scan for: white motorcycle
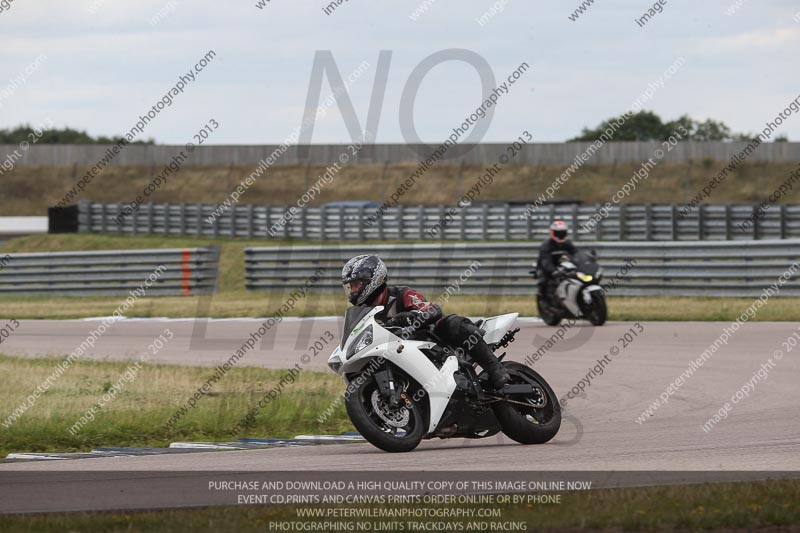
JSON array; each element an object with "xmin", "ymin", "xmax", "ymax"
[
  {"xmin": 534, "ymin": 251, "xmax": 607, "ymax": 326},
  {"xmin": 327, "ymin": 306, "xmax": 561, "ymax": 453}
]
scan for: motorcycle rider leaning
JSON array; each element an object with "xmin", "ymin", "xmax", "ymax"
[
  {"xmin": 341, "ymin": 254, "xmax": 511, "ymax": 389},
  {"xmin": 537, "ymin": 220, "xmax": 579, "ymax": 304}
]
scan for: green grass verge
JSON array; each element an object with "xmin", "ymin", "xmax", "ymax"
[
  {"xmin": 0, "ymin": 355, "xmax": 352, "ymax": 458},
  {"xmin": 0, "ymin": 480, "xmax": 797, "ymax": 532},
  {"xmin": 2, "ymin": 234, "xmax": 800, "ymax": 321},
  {"xmin": 3, "ymin": 293, "xmax": 800, "ymax": 321}
]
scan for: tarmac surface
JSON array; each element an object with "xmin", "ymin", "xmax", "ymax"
[{"xmin": 1, "ymin": 318, "xmax": 798, "ymax": 512}]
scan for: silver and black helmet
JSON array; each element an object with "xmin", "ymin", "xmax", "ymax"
[{"xmin": 341, "ymin": 255, "xmax": 387, "ymax": 305}]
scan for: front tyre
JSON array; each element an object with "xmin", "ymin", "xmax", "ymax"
[
  {"xmin": 492, "ymin": 362, "xmax": 561, "ymax": 445},
  {"xmin": 344, "ymin": 369, "xmax": 426, "ymax": 453},
  {"xmin": 587, "ymin": 290, "xmax": 607, "ymax": 326}
]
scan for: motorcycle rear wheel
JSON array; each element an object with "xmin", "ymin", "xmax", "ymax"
[
  {"xmin": 536, "ymin": 295, "xmax": 562, "ymax": 326},
  {"xmin": 345, "ymin": 370, "xmax": 426, "ymax": 453},
  {"xmin": 492, "ymin": 362, "xmax": 561, "ymax": 445}
]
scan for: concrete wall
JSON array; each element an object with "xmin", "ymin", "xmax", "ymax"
[
  {"xmin": 3, "ymin": 141, "xmax": 800, "ymax": 167},
  {"xmin": 0, "ymin": 216, "xmax": 48, "ymax": 239}
]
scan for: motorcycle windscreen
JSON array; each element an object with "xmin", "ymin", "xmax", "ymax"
[
  {"xmin": 573, "ymin": 251, "xmax": 600, "ymax": 276},
  {"xmin": 341, "ymin": 305, "xmax": 373, "ymax": 349}
]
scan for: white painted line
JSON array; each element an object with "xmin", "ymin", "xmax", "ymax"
[
  {"xmin": 79, "ymin": 317, "xmax": 342, "ymax": 323},
  {"xmin": 294, "ymin": 435, "xmax": 366, "ymax": 442},
  {"xmin": 168, "ymin": 442, "xmax": 247, "ymax": 450},
  {"xmin": 5, "ymin": 453, "xmax": 69, "ymax": 461},
  {"xmin": 76, "ymin": 316, "xmax": 539, "ymax": 323}
]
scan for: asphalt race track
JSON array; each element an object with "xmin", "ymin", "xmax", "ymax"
[{"xmin": 1, "ymin": 318, "xmax": 799, "ymax": 512}]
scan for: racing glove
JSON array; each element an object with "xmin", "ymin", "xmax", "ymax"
[{"xmin": 386, "ymin": 312, "xmax": 416, "ymax": 328}]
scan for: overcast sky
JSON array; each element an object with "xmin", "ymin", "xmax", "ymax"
[{"xmin": 1, "ymin": 0, "xmax": 798, "ymax": 144}]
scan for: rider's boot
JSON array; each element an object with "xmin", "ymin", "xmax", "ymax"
[
  {"xmin": 461, "ymin": 320, "xmax": 511, "ymax": 389},
  {"xmin": 437, "ymin": 315, "xmax": 511, "ymax": 390},
  {"xmin": 470, "ymin": 341, "xmax": 511, "ymax": 389}
]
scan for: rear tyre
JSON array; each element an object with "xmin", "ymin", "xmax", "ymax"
[
  {"xmin": 344, "ymin": 368, "xmax": 426, "ymax": 453},
  {"xmin": 537, "ymin": 295, "xmax": 561, "ymax": 326},
  {"xmin": 492, "ymin": 362, "xmax": 561, "ymax": 445}
]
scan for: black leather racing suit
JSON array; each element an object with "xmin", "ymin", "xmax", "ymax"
[
  {"xmin": 366, "ymin": 285, "xmax": 509, "ymax": 388},
  {"xmin": 536, "ymin": 238, "xmax": 578, "ymax": 303}
]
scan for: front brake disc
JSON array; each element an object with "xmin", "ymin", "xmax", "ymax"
[{"xmin": 370, "ymin": 390, "xmax": 410, "ymax": 428}]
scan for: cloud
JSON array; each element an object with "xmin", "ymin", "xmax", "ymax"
[
  {"xmin": 0, "ymin": 0, "xmax": 797, "ymax": 142},
  {"xmin": 700, "ymin": 26, "xmax": 800, "ymax": 52}
]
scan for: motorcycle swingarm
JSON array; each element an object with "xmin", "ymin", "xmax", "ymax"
[
  {"xmin": 455, "ymin": 362, "xmax": 536, "ymax": 400},
  {"xmin": 498, "ymin": 383, "xmax": 536, "ymax": 395}
]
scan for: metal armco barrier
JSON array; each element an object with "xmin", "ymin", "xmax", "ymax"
[
  {"xmin": 79, "ymin": 201, "xmax": 800, "ymax": 242},
  {"xmin": 244, "ymin": 241, "xmax": 800, "ymax": 297},
  {"xmin": 0, "ymin": 247, "xmax": 219, "ymax": 296}
]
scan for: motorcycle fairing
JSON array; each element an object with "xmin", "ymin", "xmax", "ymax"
[
  {"xmin": 480, "ymin": 313, "xmax": 519, "ymax": 344},
  {"xmin": 332, "ymin": 306, "xmax": 520, "ymax": 435}
]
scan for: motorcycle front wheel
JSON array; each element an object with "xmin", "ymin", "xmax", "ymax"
[
  {"xmin": 584, "ymin": 290, "xmax": 607, "ymax": 326},
  {"xmin": 344, "ymin": 368, "xmax": 426, "ymax": 453}
]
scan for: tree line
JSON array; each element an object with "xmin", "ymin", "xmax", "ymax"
[
  {"xmin": 570, "ymin": 111, "xmax": 789, "ymax": 142},
  {"xmin": 0, "ymin": 125, "xmax": 154, "ymax": 145},
  {"xmin": 0, "ymin": 113, "xmax": 789, "ymax": 144}
]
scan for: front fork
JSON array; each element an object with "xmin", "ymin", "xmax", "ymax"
[
  {"xmin": 578, "ymin": 284, "xmax": 603, "ymax": 314},
  {"xmin": 373, "ymin": 366, "xmax": 404, "ymax": 408}
]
